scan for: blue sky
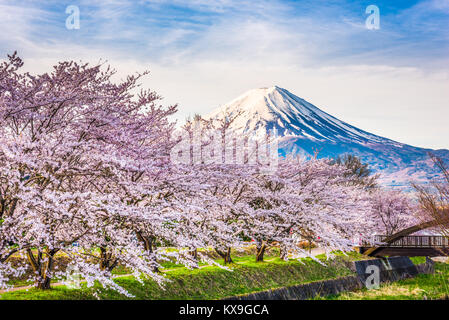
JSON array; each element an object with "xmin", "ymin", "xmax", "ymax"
[{"xmin": 1, "ymin": 0, "xmax": 448, "ymax": 149}]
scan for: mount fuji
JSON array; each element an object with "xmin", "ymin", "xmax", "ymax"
[{"xmin": 205, "ymin": 86, "xmax": 449, "ymax": 187}]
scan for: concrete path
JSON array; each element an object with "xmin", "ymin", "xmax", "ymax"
[{"xmin": 431, "ymin": 256, "xmax": 449, "ymax": 263}]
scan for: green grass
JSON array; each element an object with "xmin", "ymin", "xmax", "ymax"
[
  {"xmin": 409, "ymin": 256, "xmax": 427, "ymax": 265},
  {"xmin": 0, "ymin": 253, "xmax": 364, "ymax": 300},
  {"xmin": 317, "ymin": 261, "xmax": 449, "ymax": 300}
]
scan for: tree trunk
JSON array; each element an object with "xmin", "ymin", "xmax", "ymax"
[
  {"xmin": 224, "ymin": 247, "xmax": 233, "ymax": 264},
  {"xmin": 215, "ymin": 247, "xmax": 233, "ymax": 264},
  {"xmin": 136, "ymin": 233, "xmax": 160, "ymax": 273},
  {"xmin": 27, "ymin": 248, "xmax": 58, "ymax": 290},
  {"xmin": 279, "ymin": 246, "xmax": 288, "ymax": 260},
  {"xmin": 256, "ymin": 242, "xmax": 266, "ymax": 262},
  {"xmin": 37, "ymin": 275, "xmax": 52, "ymax": 290},
  {"xmin": 190, "ymin": 248, "xmax": 198, "ymax": 260},
  {"xmin": 99, "ymin": 247, "xmax": 118, "ymax": 272}
]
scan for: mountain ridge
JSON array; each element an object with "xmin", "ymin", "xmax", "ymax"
[{"xmin": 205, "ymin": 86, "xmax": 448, "ymax": 187}]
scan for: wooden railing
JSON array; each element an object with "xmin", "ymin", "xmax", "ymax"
[{"xmin": 370, "ymin": 235, "xmax": 449, "ymax": 248}]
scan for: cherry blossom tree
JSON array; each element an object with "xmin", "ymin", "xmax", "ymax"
[
  {"xmin": 0, "ymin": 52, "xmax": 189, "ymax": 292},
  {"xmin": 0, "ymin": 52, "xmax": 407, "ymax": 295},
  {"xmin": 243, "ymin": 156, "xmax": 375, "ymax": 262},
  {"xmin": 368, "ymin": 189, "xmax": 418, "ymax": 236},
  {"xmin": 169, "ymin": 114, "xmax": 262, "ymax": 265}
]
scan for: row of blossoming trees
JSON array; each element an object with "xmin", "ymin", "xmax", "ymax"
[{"xmin": 0, "ymin": 53, "xmax": 418, "ymax": 295}]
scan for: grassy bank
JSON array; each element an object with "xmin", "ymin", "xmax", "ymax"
[
  {"xmin": 0, "ymin": 253, "xmax": 364, "ymax": 300},
  {"xmin": 318, "ymin": 260, "xmax": 449, "ymax": 300}
]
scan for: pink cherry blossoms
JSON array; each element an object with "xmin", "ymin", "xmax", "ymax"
[{"xmin": 0, "ymin": 53, "xmax": 418, "ymax": 295}]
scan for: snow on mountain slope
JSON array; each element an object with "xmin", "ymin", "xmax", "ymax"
[{"xmin": 205, "ymin": 86, "xmax": 448, "ymax": 187}]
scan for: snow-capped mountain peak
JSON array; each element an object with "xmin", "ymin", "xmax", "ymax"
[
  {"xmin": 204, "ymin": 86, "xmax": 449, "ymax": 187},
  {"xmin": 207, "ymin": 86, "xmax": 389, "ymax": 144}
]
